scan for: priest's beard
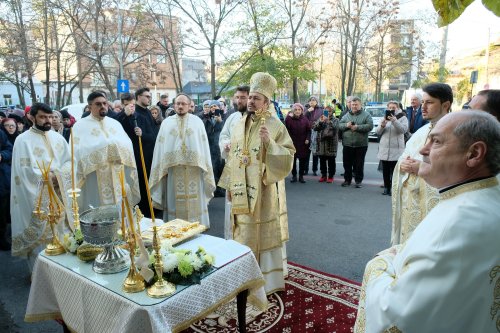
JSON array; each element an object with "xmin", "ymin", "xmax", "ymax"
[{"xmin": 35, "ymin": 122, "xmax": 52, "ymax": 131}]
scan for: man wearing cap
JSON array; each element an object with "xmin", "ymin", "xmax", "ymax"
[
  {"xmin": 71, "ymin": 91, "xmax": 140, "ymax": 210},
  {"xmin": 10, "ymin": 103, "xmax": 73, "ymax": 271},
  {"xmin": 219, "ymin": 72, "xmax": 295, "ymax": 294},
  {"xmin": 149, "ymin": 94, "xmax": 215, "ymax": 227}
]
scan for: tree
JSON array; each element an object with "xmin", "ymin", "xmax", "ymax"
[
  {"xmin": 172, "ymin": 0, "xmax": 242, "ymax": 97},
  {"xmin": 0, "ymin": 0, "xmax": 40, "ymax": 105},
  {"xmin": 278, "ymin": 0, "xmax": 333, "ymax": 102}
]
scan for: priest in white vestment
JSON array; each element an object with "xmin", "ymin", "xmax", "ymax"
[
  {"xmin": 71, "ymin": 91, "xmax": 140, "ymax": 210},
  {"xmin": 11, "ymin": 103, "xmax": 73, "ymax": 271},
  {"xmin": 149, "ymin": 93, "xmax": 215, "ymax": 227},
  {"xmin": 218, "ymin": 85, "xmax": 249, "ymax": 239},
  {"xmin": 354, "ymin": 111, "xmax": 500, "ymax": 333},
  {"xmin": 391, "ymin": 83, "xmax": 453, "ymax": 245},
  {"xmin": 219, "ymin": 73, "xmax": 295, "ymax": 294}
]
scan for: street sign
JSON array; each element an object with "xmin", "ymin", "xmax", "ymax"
[{"xmin": 117, "ymin": 79, "xmax": 129, "ymax": 93}]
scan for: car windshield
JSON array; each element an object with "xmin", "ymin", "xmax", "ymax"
[{"xmin": 365, "ymin": 106, "xmax": 386, "ymax": 117}]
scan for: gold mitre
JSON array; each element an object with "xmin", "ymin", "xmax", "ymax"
[{"xmin": 250, "ymin": 72, "xmax": 277, "ymax": 100}]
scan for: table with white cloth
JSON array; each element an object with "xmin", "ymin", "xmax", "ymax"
[{"xmin": 24, "ymin": 234, "xmax": 267, "ymax": 333}]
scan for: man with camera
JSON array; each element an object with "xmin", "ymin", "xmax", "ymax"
[
  {"xmin": 338, "ymin": 96, "xmax": 373, "ymax": 188},
  {"xmin": 199, "ymin": 100, "xmax": 225, "ymax": 197}
]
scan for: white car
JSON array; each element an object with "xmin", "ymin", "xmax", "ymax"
[
  {"xmin": 364, "ymin": 105, "xmax": 386, "ymax": 141},
  {"xmin": 60, "ymin": 103, "xmax": 87, "ymax": 120}
]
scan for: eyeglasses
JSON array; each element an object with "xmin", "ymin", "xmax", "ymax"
[{"xmin": 3, "ymin": 124, "xmax": 16, "ymax": 128}]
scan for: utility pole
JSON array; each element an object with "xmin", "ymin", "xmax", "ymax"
[
  {"xmin": 117, "ymin": 2, "xmax": 124, "ymax": 81},
  {"xmin": 438, "ymin": 26, "xmax": 448, "ymax": 82}
]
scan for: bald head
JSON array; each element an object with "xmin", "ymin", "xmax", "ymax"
[{"xmin": 418, "ymin": 111, "xmax": 500, "ymax": 188}]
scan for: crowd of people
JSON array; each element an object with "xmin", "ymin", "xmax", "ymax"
[{"xmin": 1, "ymin": 76, "xmax": 500, "ymax": 330}]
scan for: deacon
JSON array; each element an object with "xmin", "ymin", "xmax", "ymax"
[
  {"xmin": 354, "ymin": 111, "xmax": 500, "ymax": 332},
  {"xmin": 11, "ymin": 103, "xmax": 73, "ymax": 271},
  {"xmin": 71, "ymin": 91, "xmax": 140, "ymax": 209},
  {"xmin": 149, "ymin": 93, "xmax": 215, "ymax": 227},
  {"xmin": 219, "ymin": 72, "xmax": 295, "ymax": 294},
  {"xmin": 391, "ymin": 83, "xmax": 452, "ymax": 245},
  {"xmin": 218, "ymin": 85, "xmax": 250, "ymax": 239}
]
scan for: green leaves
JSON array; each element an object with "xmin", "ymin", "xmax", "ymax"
[
  {"xmin": 483, "ymin": 0, "xmax": 500, "ymax": 17},
  {"xmin": 432, "ymin": 0, "xmax": 474, "ymax": 27},
  {"xmin": 432, "ymin": 0, "xmax": 500, "ymax": 27}
]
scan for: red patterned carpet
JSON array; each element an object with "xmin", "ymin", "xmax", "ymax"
[{"xmin": 184, "ymin": 262, "xmax": 361, "ymax": 333}]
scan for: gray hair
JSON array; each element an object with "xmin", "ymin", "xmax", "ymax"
[
  {"xmin": 453, "ymin": 110, "xmax": 500, "ymax": 175},
  {"xmin": 411, "ymin": 93, "xmax": 422, "ymax": 102},
  {"xmin": 351, "ymin": 96, "xmax": 361, "ymax": 103}
]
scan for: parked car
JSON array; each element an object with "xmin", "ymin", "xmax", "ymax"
[
  {"xmin": 364, "ymin": 105, "xmax": 386, "ymax": 141},
  {"xmin": 60, "ymin": 103, "xmax": 87, "ymax": 120}
]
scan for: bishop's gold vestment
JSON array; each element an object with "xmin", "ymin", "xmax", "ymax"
[{"xmin": 219, "ymin": 112, "xmax": 295, "ymax": 294}]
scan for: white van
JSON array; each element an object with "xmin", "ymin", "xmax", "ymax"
[{"xmin": 60, "ymin": 103, "xmax": 87, "ymax": 120}]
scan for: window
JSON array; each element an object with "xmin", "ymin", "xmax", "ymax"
[{"xmin": 157, "ymin": 54, "xmax": 167, "ymax": 64}]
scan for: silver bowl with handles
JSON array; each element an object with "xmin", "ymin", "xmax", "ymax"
[{"xmin": 80, "ymin": 205, "xmax": 130, "ymax": 274}]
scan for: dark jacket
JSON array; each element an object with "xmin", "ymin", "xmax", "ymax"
[
  {"xmin": 199, "ymin": 111, "xmax": 224, "ymax": 180},
  {"xmin": 285, "ymin": 114, "xmax": 311, "ymax": 158},
  {"xmin": 339, "ymin": 110, "xmax": 373, "ymax": 147},
  {"xmin": 115, "ymin": 105, "xmax": 159, "ymax": 216},
  {"xmin": 0, "ymin": 130, "xmax": 13, "ymax": 197},
  {"xmin": 305, "ymin": 105, "xmax": 323, "ymax": 126},
  {"xmin": 313, "ymin": 116, "xmax": 339, "ymax": 157},
  {"xmin": 406, "ymin": 106, "xmax": 427, "ymax": 134}
]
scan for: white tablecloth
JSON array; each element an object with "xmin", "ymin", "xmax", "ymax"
[{"xmin": 25, "ymin": 235, "xmax": 267, "ymax": 333}]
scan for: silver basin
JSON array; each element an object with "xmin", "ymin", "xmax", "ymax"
[{"xmin": 80, "ymin": 205, "xmax": 130, "ymax": 274}]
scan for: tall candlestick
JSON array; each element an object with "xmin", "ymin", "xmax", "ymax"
[{"xmin": 70, "ymin": 128, "xmax": 75, "ymax": 191}]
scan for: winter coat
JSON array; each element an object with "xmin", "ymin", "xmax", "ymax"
[
  {"xmin": 313, "ymin": 116, "xmax": 339, "ymax": 157},
  {"xmin": 0, "ymin": 130, "xmax": 13, "ymax": 197},
  {"xmin": 339, "ymin": 110, "xmax": 373, "ymax": 147},
  {"xmin": 200, "ymin": 112, "xmax": 224, "ymax": 179},
  {"xmin": 285, "ymin": 114, "xmax": 311, "ymax": 158},
  {"xmin": 377, "ymin": 111, "xmax": 408, "ymax": 161}
]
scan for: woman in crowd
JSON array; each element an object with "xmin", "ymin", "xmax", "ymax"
[
  {"xmin": 285, "ymin": 103, "xmax": 310, "ymax": 183},
  {"xmin": 149, "ymin": 105, "xmax": 163, "ymax": 128},
  {"xmin": 52, "ymin": 110, "xmax": 71, "ymax": 142},
  {"xmin": 304, "ymin": 96, "xmax": 323, "ymax": 176},
  {"xmin": 377, "ymin": 100, "xmax": 408, "ymax": 195},
  {"xmin": 313, "ymin": 106, "xmax": 339, "ymax": 183},
  {"xmin": 2, "ymin": 118, "xmax": 19, "ymax": 145}
]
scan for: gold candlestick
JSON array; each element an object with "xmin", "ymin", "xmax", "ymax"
[
  {"xmin": 38, "ymin": 160, "xmax": 66, "ymax": 256},
  {"xmin": 134, "ymin": 205, "xmax": 143, "ymax": 235},
  {"xmin": 147, "ymin": 224, "xmax": 176, "ymax": 298},
  {"xmin": 122, "ymin": 230, "xmax": 145, "ymax": 293}
]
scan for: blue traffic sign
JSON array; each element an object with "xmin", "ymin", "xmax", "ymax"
[{"xmin": 117, "ymin": 79, "xmax": 129, "ymax": 93}]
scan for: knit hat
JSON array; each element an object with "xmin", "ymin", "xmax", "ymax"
[
  {"xmin": 250, "ymin": 72, "xmax": 277, "ymax": 100},
  {"xmin": 209, "ymin": 100, "xmax": 221, "ymax": 108},
  {"xmin": 292, "ymin": 103, "xmax": 305, "ymax": 113}
]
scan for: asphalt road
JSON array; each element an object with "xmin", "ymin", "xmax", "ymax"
[{"xmin": 0, "ymin": 141, "xmax": 391, "ymax": 333}]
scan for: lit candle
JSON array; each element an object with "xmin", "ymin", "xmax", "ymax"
[{"xmin": 70, "ymin": 128, "xmax": 75, "ymax": 191}]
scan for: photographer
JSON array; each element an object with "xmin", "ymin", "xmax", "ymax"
[
  {"xmin": 313, "ymin": 106, "xmax": 339, "ymax": 183},
  {"xmin": 200, "ymin": 100, "xmax": 225, "ymax": 196},
  {"xmin": 377, "ymin": 101, "xmax": 408, "ymax": 195}
]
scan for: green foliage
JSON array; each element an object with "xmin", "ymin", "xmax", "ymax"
[
  {"xmin": 455, "ymin": 77, "xmax": 471, "ymax": 105},
  {"xmin": 432, "ymin": 0, "xmax": 500, "ymax": 27},
  {"xmin": 218, "ymin": 45, "xmax": 317, "ymax": 93}
]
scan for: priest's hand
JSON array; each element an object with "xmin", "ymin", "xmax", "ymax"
[
  {"xmin": 224, "ymin": 143, "xmax": 231, "ymax": 152},
  {"xmin": 259, "ymin": 125, "xmax": 270, "ymax": 144},
  {"xmin": 400, "ymin": 157, "xmax": 420, "ymax": 175},
  {"xmin": 134, "ymin": 127, "xmax": 142, "ymax": 137}
]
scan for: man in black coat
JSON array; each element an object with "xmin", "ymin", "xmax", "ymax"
[{"xmin": 115, "ymin": 87, "xmax": 159, "ymax": 218}]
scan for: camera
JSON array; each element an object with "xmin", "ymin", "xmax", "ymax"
[
  {"xmin": 351, "ymin": 121, "xmax": 355, "ymax": 125},
  {"xmin": 214, "ymin": 109, "xmax": 222, "ymax": 117}
]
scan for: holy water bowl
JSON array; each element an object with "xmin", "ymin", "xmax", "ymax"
[{"xmin": 80, "ymin": 205, "xmax": 130, "ymax": 274}]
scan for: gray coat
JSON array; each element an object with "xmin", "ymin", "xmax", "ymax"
[{"xmin": 377, "ymin": 112, "xmax": 408, "ymax": 161}]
